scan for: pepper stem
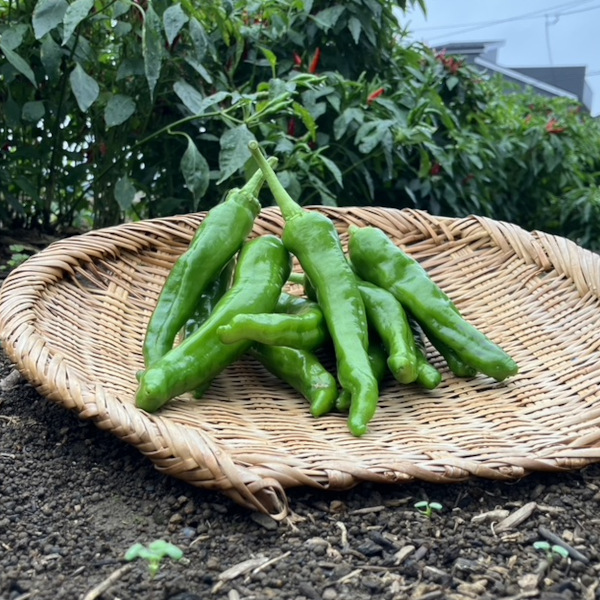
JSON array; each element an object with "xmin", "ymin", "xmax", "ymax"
[
  {"xmin": 248, "ymin": 141, "xmax": 304, "ymax": 221},
  {"xmin": 243, "ymin": 155, "xmax": 279, "ymax": 197}
]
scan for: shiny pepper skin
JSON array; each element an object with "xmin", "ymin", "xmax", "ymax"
[
  {"xmin": 249, "ymin": 141, "xmax": 379, "ymax": 437},
  {"xmin": 348, "ymin": 225, "xmax": 518, "ymax": 382},
  {"xmin": 136, "ymin": 235, "xmax": 292, "ymax": 412},
  {"xmin": 142, "ymin": 160, "xmax": 276, "ymax": 369}
]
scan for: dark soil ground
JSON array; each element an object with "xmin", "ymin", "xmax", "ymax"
[{"xmin": 2, "ymin": 235, "xmax": 600, "ymax": 600}]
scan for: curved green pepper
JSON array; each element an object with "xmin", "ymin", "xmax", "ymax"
[
  {"xmin": 183, "ymin": 258, "xmax": 235, "ymax": 340},
  {"xmin": 136, "ymin": 235, "xmax": 292, "ymax": 412},
  {"xmin": 409, "ymin": 319, "xmax": 443, "ymax": 390},
  {"xmin": 142, "ymin": 159, "xmax": 276, "ymax": 369},
  {"xmin": 348, "ymin": 225, "xmax": 518, "ymax": 382},
  {"xmin": 250, "ymin": 344, "xmax": 338, "ymax": 417},
  {"xmin": 249, "ymin": 142, "xmax": 379, "ymax": 437},
  {"xmin": 216, "ymin": 292, "xmax": 328, "ymax": 351},
  {"xmin": 357, "ymin": 279, "xmax": 418, "ymax": 384},
  {"xmin": 336, "ymin": 340, "xmax": 388, "ymax": 413}
]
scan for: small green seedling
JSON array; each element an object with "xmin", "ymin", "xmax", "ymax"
[
  {"xmin": 414, "ymin": 500, "xmax": 443, "ymax": 519},
  {"xmin": 533, "ymin": 540, "xmax": 570, "ymax": 564},
  {"xmin": 124, "ymin": 540, "xmax": 184, "ymax": 577}
]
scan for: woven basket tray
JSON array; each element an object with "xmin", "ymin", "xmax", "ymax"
[{"xmin": 2, "ymin": 206, "xmax": 600, "ymax": 519}]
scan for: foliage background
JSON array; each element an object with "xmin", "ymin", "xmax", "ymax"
[{"xmin": 1, "ymin": 0, "xmax": 599, "ymax": 250}]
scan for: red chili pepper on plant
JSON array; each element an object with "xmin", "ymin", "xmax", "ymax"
[
  {"xmin": 367, "ymin": 88, "xmax": 384, "ymax": 104},
  {"xmin": 288, "ymin": 118, "xmax": 297, "ymax": 137},
  {"xmin": 309, "ymin": 48, "xmax": 321, "ymax": 74},
  {"xmin": 293, "ymin": 52, "xmax": 303, "ymax": 68},
  {"xmin": 430, "ymin": 163, "xmax": 442, "ymax": 176},
  {"xmin": 546, "ymin": 119, "xmax": 566, "ymax": 135}
]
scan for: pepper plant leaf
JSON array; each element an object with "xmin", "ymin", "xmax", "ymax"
[
  {"xmin": 69, "ymin": 63, "xmax": 99, "ymax": 112},
  {"xmin": 40, "ymin": 33, "xmax": 63, "ymax": 81},
  {"xmin": 142, "ymin": 2, "xmax": 163, "ymax": 99},
  {"xmin": 114, "ymin": 175, "xmax": 137, "ymax": 211},
  {"xmin": 217, "ymin": 125, "xmax": 256, "ymax": 184},
  {"xmin": 62, "ymin": 0, "xmax": 94, "ymax": 45},
  {"xmin": 32, "ymin": 0, "xmax": 68, "ymax": 39},
  {"xmin": 348, "ymin": 16, "xmax": 362, "ymax": 44},
  {"xmin": 104, "ymin": 94, "xmax": 136, "ymax": 128},
  {"xmin": 0, "ymin": 44, "xmax": 37, "ymax": 87},
  {"xmin": 163, "ymin": 3, "xmax": 188, "ymax": 47},
  {"xmin": 312, "ymin": 6, "xmax": 345, "ymax": 31},
  {"xmin": 180, "ymin": 136, "xmax": 210, "ymax": 209}
]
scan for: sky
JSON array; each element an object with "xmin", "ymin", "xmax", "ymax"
[{"xmin": 402, "ymin": 0, "xmax": 600, "ymax": 116}]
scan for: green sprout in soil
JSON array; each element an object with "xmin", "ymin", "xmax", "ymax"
[
  {"xmin": 414, "ymin": 500, "xmax": 443, "ymax": 519},
  {"xmin": 124, "ymin": 540, "xmax": 184, "ymax": 577},
  {"xmin": 533, "ymin": 540, "xmax": 570, "ymax": 565}
]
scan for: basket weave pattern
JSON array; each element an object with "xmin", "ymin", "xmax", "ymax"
[{"xmin": 2, "ymin": 207, "xmax": 600, "ymax": 518}]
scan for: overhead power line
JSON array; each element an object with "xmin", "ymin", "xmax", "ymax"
[{"xmin": 409, "ymin": 0, "xmax": 600, "ymax": 42}]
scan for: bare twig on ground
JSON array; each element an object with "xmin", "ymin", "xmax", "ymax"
[{"xmin": 82, "ymin": 563, "xmax": 134, "ymax": 600}]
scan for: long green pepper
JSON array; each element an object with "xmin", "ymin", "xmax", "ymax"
[
  {"xmin": 357, "ymin": 279, "xmax": 419, "ymax": 384},
  {"xmin": 142, "ymin": 158, "xmax": 276, "ymax": 369},
  {"xmin": 250, "ymin": 344, "xmax": 338, "ymax": 417},
  {"xmin": 217, "ymin": 293, "xmax": 328, "ymax": 351},
  {"xmin": 136, "ymin": 235, "xmax": 292, "ymax": 412},
  {"xmin": 348, "ymin": 225, "xmax": 518, "ymax": 381},
  {"xmin": 249, "ymin": 141, "xmax": 379, "ymax": 436}
]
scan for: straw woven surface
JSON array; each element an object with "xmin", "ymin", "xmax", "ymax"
[{"xmin": 2, "ymin": 206, "xmax": 600, "ymax": 519}]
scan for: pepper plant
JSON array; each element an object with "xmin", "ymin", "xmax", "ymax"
[{"xmin": 2, "ymin": 0, "xmax": 600, "ymax": 252}]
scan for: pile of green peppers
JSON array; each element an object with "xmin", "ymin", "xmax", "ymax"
[{"xmin": 135, "ymin": 144, "xmax": 518, "ymax": 437}]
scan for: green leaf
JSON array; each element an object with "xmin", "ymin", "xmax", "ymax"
[
  {"xmin": 184, "ymin": 57, "xmax": 213, "ymax": 84},
  {"xmin": 217, "ymin": 125, "xmax": 256, "ymax": 184},
  {"xmin": 1, "ymin": 24, "xmax": 29, "ymax": 50},
  {"xmin": 293, "ymin": 102, "xmax": 317, "ymax": 141},
  {"xmin": 163, "ymin": 3, "xmax": 188, "ymax": 46},
  {"xmin": 173, "ymin": 80, "xmax": 204, "ymax": 114},
  {"xmin": 0, "ymin": 44, "xmax": 37, "ymax": 87},
  {"xmin": 114, "ymin": 176, "xmax": 136, "ymax": 211},
  {"xmin": 259, "ymin": 46, "xmax": 277, "ymax": 71},
  {"xmin": 143, "ymin": 2, "xmax": 163, "ymax": 98},
  {"xmin": 62, "ymin": 0, "xmax": 94, "ymax": 45},
  {"xmin": 148, "ymin": 540, "xmax": 184, "ymax": 560},
  {"xmin": 40, "ymin": 33, "xmax": 63, "ymax": 81},
  {"xmin": 318, "ymin": 155, "xmax": 343, "ymax": 188},
  {"xmin": 22, "ymin": 101, "xmax": 46, "ymax": 122},
  {"xmin": 333, "ymin": 107, "xmax": 364, "ymax": 140},
  {"xmin": 173, "ymin": 80, "xmax": 228, "ymax": 115},
  {"xmin": 69, "ymin": 63, "xmax": 99, "ymax": 112},
  {"xmin": 355, "ymin": 119, "xmax": 394, "ymax": 154},
  {"xmin": 124, "ymin": 543, "xmax": 146, "ymax": 561},
  {"xmin": 180, "ymin": 136, "xmax": 210, "ymax": 209},
  {"xmin": 348, "ymin": 16, "xmax": 362, "ymax": 44},
  {"xmin": 446, "ymin": 76, "xmax": 459, "ymax": 91},
  {"xmin": 313, "ymin": 5, "xmax": 345, "ymax": 31},
  {"xmin": 32, "ymin": 0, "xmax": 68, "ymax": 39},
  {"xmin": 188, "ymin": 17, "xmax": 208, "ymax": 62},
  {"xmin": 104, "ymin": 94, "xmax": 136, "ymax": 128}
]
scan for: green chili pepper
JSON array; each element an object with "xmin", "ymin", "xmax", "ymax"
[
  {"xmin": 357, "ymin": 279, "xmax": 418, "ymax": 384},
  {"xmin": 249, "ymin": 142, "xmax": 378, "ymax": 437},
  {"xmin": 409, "ymin": 319, "xmax": 443, "ymax": 390},
  {"xmin": 136, "ymin": 235, "xmax": 292, "ymax": 412},
  {"xmin": 250, "ymin": 344, "xmax": 338, "ymax": 417},
  {"xmin": 347, "ymin": 226, "xmax": 518, "ymax": 381},
  {"xmin": 336, "ymin": 340, "xmax": 388, "ymax": 413},
  {"xmin": 183, "ymin": 258, "xmax": 235, "ymax": 340},
  {"xmin": 421, "ymin": 325, "xmax": 477, "ymax": 378},
  {"xmin": 142, "ymin": 158, "xmax": 276, "ymax": 369},
  {"xmin": 216, "ymin": 292, "xmax": 328, "ymax": 351}
]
